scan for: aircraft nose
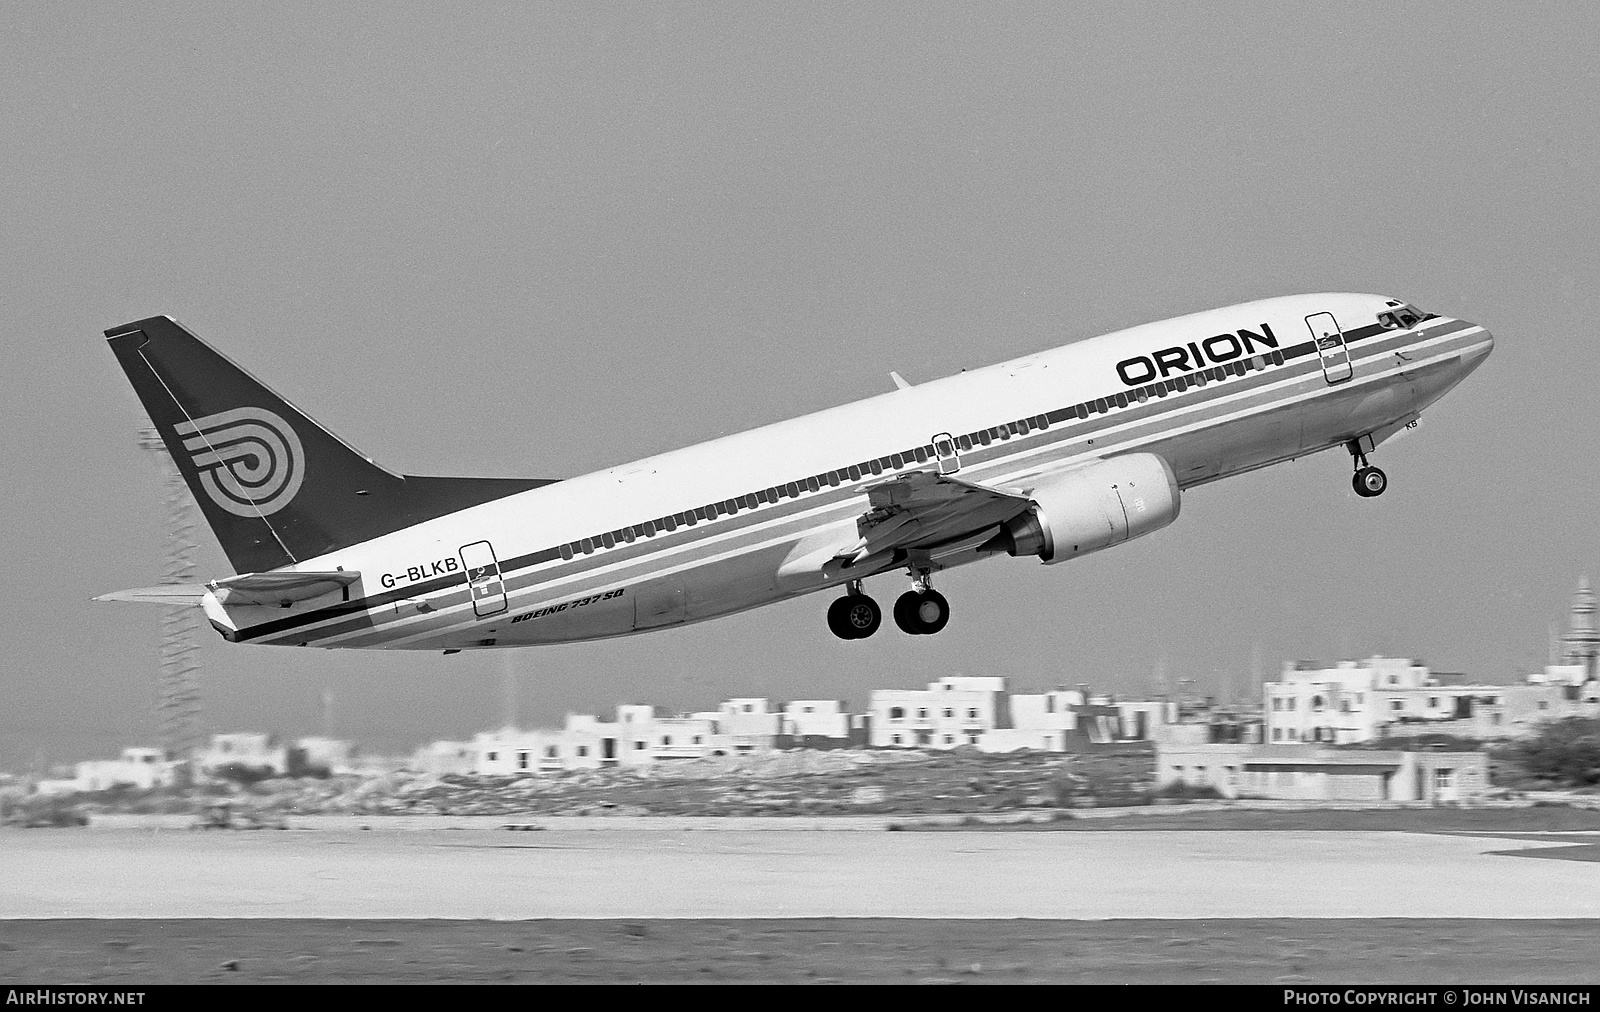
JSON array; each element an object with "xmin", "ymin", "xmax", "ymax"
[{"xmin": 1459, "ymin": 322, "xmax": 1494, "ymax": 370}]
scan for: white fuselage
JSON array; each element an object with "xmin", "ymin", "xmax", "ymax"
[{"xmin": 206, "ymin": 292, "xmax": 1492, "ymax": 650}]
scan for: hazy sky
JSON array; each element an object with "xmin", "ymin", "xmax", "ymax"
[{"xmin": 3, "ymin": 3, "xmax": 1597, "ymax": 770}]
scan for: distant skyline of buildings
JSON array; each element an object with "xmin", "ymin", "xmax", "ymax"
[{"xmin": 10, "ymin": 577, "xmax": 1598, "ymax": 780}]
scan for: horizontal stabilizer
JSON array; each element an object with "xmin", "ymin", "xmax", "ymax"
[
  {"xmin": 210, "ymin": 570, "xmax": 360, "ymax": 606},
  {"xmin": 94, "ymin": 585, "xmax": 208, "ymax": 605},
  {"xmin": 96, "ymin": 570, "xmax": 361, "ymax": 608}
]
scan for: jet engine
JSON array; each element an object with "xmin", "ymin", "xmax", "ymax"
[{"xmin": 993, "ymin": 453, "xmax": 1180, "ymax": 564}]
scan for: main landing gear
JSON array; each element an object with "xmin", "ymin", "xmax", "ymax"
[
  {"xmin": 826, "ymin": 581, "xmax": 882, "ymax": 640},
  {"xmin": 894, "ymin": 567, "xmax": 950, "ymax": 636},
  {"xmin": 827, "ymin": 571, "xmax": 952, "ymax": 639},
  {"xmin": 1348, "ymin": 438, "xmax": 1388, "ymax": 498}
]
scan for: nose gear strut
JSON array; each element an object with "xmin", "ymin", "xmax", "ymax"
[{"xmin": 1347, "ymin": 438, "xmax": 1388, "ymax": 498}]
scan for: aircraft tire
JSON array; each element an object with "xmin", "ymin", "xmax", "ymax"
[
  {"xmin": 893, "ymin": 591, "xmax": 922, "ymax": 634},
  {"xmin": 913, "ymin": 590, "xmax": 950, "ymax": 635},
  {"xmin": 828, "ymin": 594, "xmax": 881, "ymax": 639},
  {"xmin": 894, "ymin": 590, "xmax": 950, "ymax": 635},
  {"xmin": 1353, "ymin": 466, "xmax": 1387, "ymax": 498}
]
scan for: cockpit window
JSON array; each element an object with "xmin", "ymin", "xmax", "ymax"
[{"xmin": 1378, "ymin": 302, "xmax": 1433, "ymax": 330}]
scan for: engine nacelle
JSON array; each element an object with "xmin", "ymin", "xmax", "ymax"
[{"xmin": 996, "ymin": 453, "xmax": 1180, "ymax": 564}]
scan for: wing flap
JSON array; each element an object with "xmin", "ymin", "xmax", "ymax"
[{"xmin": 857, "ymin": 470, "xmax": 1033, "ymax": 558}]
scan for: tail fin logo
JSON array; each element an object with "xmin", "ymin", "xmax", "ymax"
[{"xmin": 175, "ymin": 407, "xmax": 306, "ymax": 518}]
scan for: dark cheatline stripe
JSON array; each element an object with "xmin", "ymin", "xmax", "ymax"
[{"xmin": 241, "ymin": 319, "xmax": 1478, "ymax": 644}]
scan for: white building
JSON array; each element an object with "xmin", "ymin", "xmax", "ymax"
[
  {"xmin": 1267, "ymin": 654, "xmax": 1600, "ymax": 744},
  {"xmin": 780, "ymin": 700, "xmax": 851, "ymax": 739},
  {"xmin": 195, "ymin": 733, "xmax": 287, "ymax": 777},
  {"xmin": 291, "ymin": 736, "xmax": 355, "ymax": 775},
  {"xmin": 472, "ymin": 699, "xmax": 775, "ymax": 774},
  {"xmin": 977, "ymin": 689, "xmax": 1080, "ymax": 752},
  {"xmin": 1007, "ymin": 690, "xmax": 1084, "ymax": 732},
  {"xmin": 870, "ymin": 676, "xmax": 1007, "ymax": 748},
  {"xmin": 1263, "ymin": 657, "xmax": 1511, "ymax": 744},
  {"xmin": 715, "ymin": 698, "xmax": 781, "ymax": 750},
  {"xmin": 1528, "ymin": 663, "xmax": 1591, "ymax": 688},
  {"xmin": 649, "ymin": 714, "xmax": 722, "ymax": 759},
  {"xmin": 1158, "ymin": 743, "xmax": 1489, "ymax": 803},
  {"xmin": 1114, "ymin": 700, "xmax": 1180, "ymax": 740},
  {"xmin": 46, "ymin": 748, "xmax": 179, "ymax": 794}
]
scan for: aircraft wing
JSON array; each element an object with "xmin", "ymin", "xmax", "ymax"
[
  {"xmin": 96, "ymin": 570, "xmax": 361, "ymax": 607},
  {"xmin": 776, "ymin": 470, "xmax": 1033, "ymax": 587},
  {"xmin": 853, "ymin": 470, "xmax": 1034, "ymax": 563}
]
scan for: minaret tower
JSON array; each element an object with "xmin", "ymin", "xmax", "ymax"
[{"xmin": 1560, "ymin": 576, "xmax": 1600, "ymax": 681}]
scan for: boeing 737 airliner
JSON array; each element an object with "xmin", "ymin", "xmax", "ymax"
[{"xmin": 98, "ymin": 293, "xmax": 1491, "ymax": 649}]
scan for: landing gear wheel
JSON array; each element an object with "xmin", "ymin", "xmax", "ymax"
[
  {"xmin": 892, "ymin": 592, "xmax": 918, "ymax": 634},
  {"xmin": 827, "ymin": 593, "xmax": 881, "ymax": 640},
  {"xmin": 893, "ymin": 589, "xmax": 951, "ymax": 635},
  {"xmin": 1353, "ymin": 466, "xmax": 1388, "ymax": 498}
]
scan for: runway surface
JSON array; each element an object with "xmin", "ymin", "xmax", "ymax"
[
  {"xmin": 6, "ymin": 826, "xmax": 1600, "ymax": 920},
  {"xmin": 5, "ymin": 918, "xmax": 1597, "ymax": 984}
]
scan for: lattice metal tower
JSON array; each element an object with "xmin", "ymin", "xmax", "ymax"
[{"xmin": 138, "ymin": 428, "xmax": 202, "ymax": 761}]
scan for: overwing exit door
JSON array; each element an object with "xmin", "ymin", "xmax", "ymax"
[
  {"xmin": 1305, "ymin": 312, "xmax": 1353, "ymax": 384},
  {"xmin": 459, "ymin": 540, "xmax": 508, "ymax": 617},
  {"xmin": 932, "ymin": 432, "xmax": 961, "ymax": 475}
]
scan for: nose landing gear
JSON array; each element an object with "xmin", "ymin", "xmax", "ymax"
[{"xmin": 1348, "ymin": 438, "xmax": 1388, "ymax": 498}]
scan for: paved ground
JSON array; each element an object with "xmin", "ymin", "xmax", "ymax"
[
  {"xmin": 6, "ymin": 824, "xmax": 1599, "ymax": 982},
  {"xmin": 3, "ymin": 918, "xmax": 1597, "ymax": 984},
  {"xmin": 5, "ymin": 826, "xmax": 1600, "ymax": 920}
]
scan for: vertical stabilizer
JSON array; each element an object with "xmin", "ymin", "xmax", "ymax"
[{"xmin": 106, "ymin": 316, "xmax": 557, "ymax": 573}]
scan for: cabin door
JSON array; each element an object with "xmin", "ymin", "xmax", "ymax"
[
  {"xmin": 931, "ymin": 431, "xmax": 962, "ymax": 475},
  {"xmin": 459, "ymin": 540, "xmax": 509, "ymax": 617},
  {"xmin": 1305, "ymin": 312, "xmax": 1353, "ymax": 384}
]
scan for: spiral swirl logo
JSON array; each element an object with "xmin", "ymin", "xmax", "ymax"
[{"xmin": 176, "ymin": 407, "xmax": 306, "ymax": 517}]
